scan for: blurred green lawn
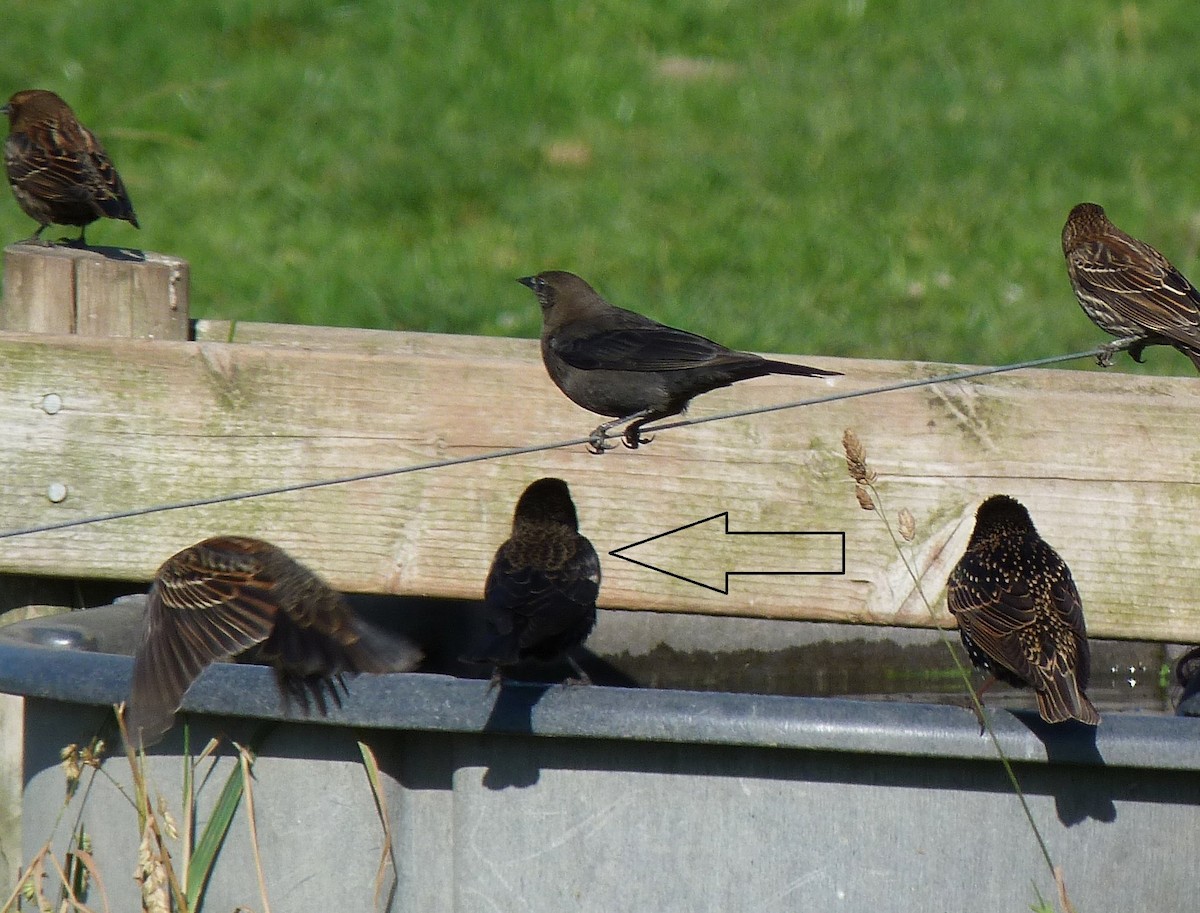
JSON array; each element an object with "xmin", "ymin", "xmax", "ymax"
[{"xmin": 2, "ymin": 0, "xmax": 1199, "ymax": 372}]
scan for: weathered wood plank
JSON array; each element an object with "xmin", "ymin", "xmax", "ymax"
[
  {"xmin": 1, "ymin": 244, "xmax": 189, "ymax": 340},
  {"xmin": 0, "ymin": 328, "xmax": 1198, "ymax": 642},
  {"xmin": 0, "ymin": 247, "xmax": 75, "ymax": 333}
]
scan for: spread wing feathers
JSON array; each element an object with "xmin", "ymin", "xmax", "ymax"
[
  {"xmin": 126, "ymin": 567, "xmax": 278, "ymax": 748},
  {"xmin": 1068, "ymin": 235, "xmax": 1200, "ymax": 340},
  {"xmin": 551, "ymin": 325, "xmax": 755, "ymax": 373}
]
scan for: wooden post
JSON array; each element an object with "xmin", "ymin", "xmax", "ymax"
[{"xmin": 0, "ymin": 244, "xmax": 189, "ymax": 339}]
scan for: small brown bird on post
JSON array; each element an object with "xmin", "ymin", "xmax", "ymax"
[
  {"xmin": 947, "ymin": 495, "xmax": 1099, "ymax": 726},
  {"xmin": 1062, "ymin": 202, "xmax": 1200, "ymax": 371},
  {"xmin": 461, "ymin": 477, "xmax": 600, "ymax": 686},
  {"xmin": 2, "ymin": 89, "xmax": 139, "ymax": 245},
  {"xmin": 518, "ymin": 270, "xmax": 841, "ymax": 452},
  {"xmin": 126, "ymin": 536, "xmax": 423, "ymax": 748}
]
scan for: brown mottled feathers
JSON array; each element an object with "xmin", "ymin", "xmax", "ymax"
[
  {"xmin": 947, "ymin": 495, "xmax": 1099, "ymax": 726},
  {"xmin": 126, "ymin": 536, "xmax": 422, "ymax": 747},
  {"xmin": 1062, "ymin": 202, "xmax": 1200, "ymax": 371},
  {"xmin": 2, "ymin": 89, "xmax": 138, "ymax": 243}
]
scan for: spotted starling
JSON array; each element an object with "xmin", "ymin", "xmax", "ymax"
[
  {"xmin": 1062, "ymin": 202, "xmax": 1200, "ymax": 370},
  {"xmin": 517, "ymin": 271, "xmax": 841, "ymax": 452},
  {"xmin": 947, "ymin": 495, "xmax": 1099, "ymax": 725},
  {"xmin": 2, "ymin": 89, "xmax": 139, "ymax": 245},
  {"xmin": 461, "ymin": 477, "xmax": 600, "ymax": 685},
  {"xmin": 126, "ymin": 536, "xmax": 423, "ymax": 747}
]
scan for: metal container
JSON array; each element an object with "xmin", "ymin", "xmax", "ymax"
[{"xmin": 1, "ymin": 598, "xmax": 1197, "ymax": 912}]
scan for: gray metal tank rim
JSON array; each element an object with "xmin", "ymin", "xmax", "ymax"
[{"xmin": 1, "ymin": 628, "xmax": 1197, "ymax": 772}]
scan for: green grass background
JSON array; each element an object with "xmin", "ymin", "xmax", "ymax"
[{"xmin": 2, "ymin": 0, "xmax": 1198, "ymax": 372}]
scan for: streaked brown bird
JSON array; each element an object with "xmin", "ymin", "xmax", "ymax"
[
  {"xmin": 2, "ymin": 89, "xmax": 139, "ymax": 245},
  {"xmin": 947, "ymin": 495, "xmax": 1099, "ymax": 726},
  {"xmin": 518, "ymin": 271, "xmax": 841, "ymax": 452},
  {"xmin": 126, "ymin": 536, "xmax": 423, "ymax": 747},
  {"xmin": 1062, "ymin": 202, "xmax": 1200, "ymax": 371},
  {"xmin": 461, "ymin": 477, "xmax": 600, "ymax": 685}
]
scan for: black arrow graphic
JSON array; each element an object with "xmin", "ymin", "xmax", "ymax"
[{"xmin": 608, "ymin": 512, "xmax": 846, "ymax": 594}]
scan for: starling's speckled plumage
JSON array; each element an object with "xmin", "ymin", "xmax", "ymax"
[
  {"xmin": 947, "ymin": 495, "xmax": 1099, "ymax": 726},
  {"xmin": 127, "ymin": 536, "xmax": 422, "ymax": 747},
  {"xmin": 2, "ymin": 89, "xmax": 139, "ymax": 245},
  {"xmin": 462, "ymin": 477, "xmax": 600, "ymax": 684},
  {"xmin": 1062, "ymin": 202, "xmax": 1200, "ymax": 371},
  {"xmin": 518, "ymin": 271, "xmax": 841, "ymax": 451}
]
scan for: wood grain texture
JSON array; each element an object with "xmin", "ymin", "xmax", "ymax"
[
  {"xmin": 1, "ymin": 244, "xmax": 189, "ymax": 339},
  {"xmin": 1, "ymin": 325, "xmax": 1199, "ymax": 642}
]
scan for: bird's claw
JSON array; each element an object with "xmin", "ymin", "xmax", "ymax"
[
  {"xmin": 587, "ymin": 429, "xmax": 617, "ymax": 454},
  {"xmin": 1097, "ymin": 336, "xmax": 1148, "ymax": 367},
  {"xmin": 1095, "ymin": 343, "xmax": 1119, "ymax": 368},
  {"xmin": 622, "ymin": 431, "xmax": 653, "ymax": 449}
]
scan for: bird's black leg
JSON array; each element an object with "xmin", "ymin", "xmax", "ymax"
[
  {"xmin": 622, "ymin": 408, "xmax": 660, "ymax": 450},
  {"xmin": 486, "ymin": 667, "xmax": 506, "ymax": 693},
  {"xmin": 622, "ymin": 421, "xmax": 654, "ymax": 450},
  {"xmin": 564, "ymin": 653, "xmax": 592, "ymax": 686},
  {"xmin": 21, "ymin": 224, "xmax": 51, "ymax": 246},
  {"xmin": 587, "ymin": 408, "xmax": 652, "ymax": 454}
]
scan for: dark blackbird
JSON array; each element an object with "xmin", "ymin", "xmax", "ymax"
[
  {"xmin": 461, "ymin": 477, "xmax": 600, "ymax": 685},
  {"xmin": 126, "ymin": 536, "xmax": 422, "ymax": 747},
  {"xmin": 1174, "ymin": 645, "xmax": 1200, "ymax": 712},
  {"xmin": 947, "ymin": 495, "xmax": 1099, "ymax": 726},
  {"xmin": 518, "ymin": 271, "xmax": 841, "ymax": 452},
  {"xmin": 2, "ymin": 89, "xmax": 139, "ymax": 245},
  {"xmin": 1063, "ymin": 202, "xmax": 1200, "ymax": 370}
]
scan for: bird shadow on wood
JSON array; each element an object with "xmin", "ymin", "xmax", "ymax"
[
  {"xmin": 81, "ymin": 244, "xmax": 146, "ymax": 262},
  {"xmin": 1015, "ymin": 712, "xmax": 1117, "ymax": 826}
]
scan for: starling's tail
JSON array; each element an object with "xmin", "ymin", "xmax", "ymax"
[
  {"xmin": 343, "ymin": 616, "xmax": 424, "ymax": 675},
  {"xmin": 1037, "ymin": 677, "xmax": 1100, "ymax": 726},
  {"xmin": 759, "ymin": 357, "xmax": 842, "ymax": 378}
]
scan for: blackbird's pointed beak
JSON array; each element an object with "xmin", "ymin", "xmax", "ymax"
[{"xmin": 516, "ymin": 275, "xmax": 537, "ymax": 289}]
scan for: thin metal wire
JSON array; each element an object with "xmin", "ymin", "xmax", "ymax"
[
  {"xmin": 637, "ymin": 343, "xmax": 1128, "ymax": 437},
  {"xmin": 0, "ymin": 340, "xmax": 1129, "ymax": 541}
]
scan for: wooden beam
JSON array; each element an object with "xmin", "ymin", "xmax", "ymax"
[
  {"xmin": 0, "ymin": 326, "xmax": 1198, "ymax": 643},
  {"xmin": 1, "ymin": 244, "xmax": 189, "ymax": 340}
]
